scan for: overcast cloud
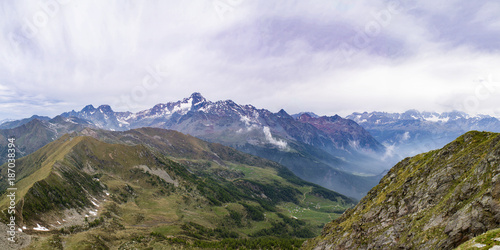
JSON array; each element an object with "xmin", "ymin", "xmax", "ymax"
[{"xmin": 1, "ymin": 0, "xmax": 500, "ymax": 120}]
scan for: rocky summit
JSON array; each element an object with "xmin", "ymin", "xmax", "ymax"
[{"xmin": 304, "ymin": 131, "xmax": 500, "ymax": 249}]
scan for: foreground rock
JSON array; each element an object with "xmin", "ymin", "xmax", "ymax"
[{"xmin": 304, "ymin": 131, "xmax": 500, "ymax": 249}]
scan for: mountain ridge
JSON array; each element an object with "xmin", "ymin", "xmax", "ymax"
[
  {"xmin": 1, "ymin": 127, "xmax": 356, "ymax": 249},
  {"xmin": 347, "ymin": 110, "xmax": 500, "ymax": 165},
  {"xmin": 304, "ymin": 130, "xmax": 500, "ymax": 249},
  {"xmin": 3, "ymin": 93, "xmax": 389, "ymax": 199}
]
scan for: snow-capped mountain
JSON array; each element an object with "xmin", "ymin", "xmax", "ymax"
[
  {"xmin": 349, "ymin": 110, "xmax": 494, "ymax": 125},
  {"xmin": 347, "ymin": 110, "xmax": 500, "ymax": 160},
  {"xmin": 56, "ymin": 93, "xmax": 388, "ymax": 198},
  {"xmin": 62, "ymin": 92, "xmax": 385, "ymax": 156},
  {"xmin": 61, "ymin": 105, "xmax": 131, "ymax": 131}
]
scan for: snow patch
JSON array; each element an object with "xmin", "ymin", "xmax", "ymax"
[
  {"xmin": 472, "ymin": 243, "xmax": 486, "ymax": 248},
  {"xmin": 90, "ymin": 200, "xmax": 99, "ymax": 207},
  {"xmin": 198, "ymin": 104, "xmax": 212, "ymax": 112},
  {"xmin": 263, "ymin": 127, "xmax": 287, "ymax": 150},
  {"xmin": 173, "ymin": 98, "xmax": 193, "ymax": 114},
  {"xmin": 424, "ymin": 115, "xmax": 449, "ymax": 122},
  {"xmin": 65, "ymin": 118, "xmax": 78, "ymax": 124},
  {"xmin": 117, "ymin": 117, "xmax": 130, "ymax": 125},
  {"xmin": 240, "ymin": 115, "xmax": 251, "ymax": 126},
  {"xmin": 33, "ymin": 224, "xmax": 49, "ymax": 231}
]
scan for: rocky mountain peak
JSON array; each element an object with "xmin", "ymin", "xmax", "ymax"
[
  {"xmin": 189, "ymin": 92, "xmax": 206, "ymax": 105},
  {"xmin": 81, "ymin": 104, "xmax": 96, "ymax": 113},
  {"xmin": 297, "ymin": 112, "xmax": 313, "ymax": 121},
  {"xmin": 276, "ymin": 109, "xmax": 292, "ymax": 119},
  {"xmin": 97, "ymin": 105, "xmax": 113, "ymax": 113},
  {"xmin": 292, "ymin": 112, "xmax": 319, "ymax": 119}
]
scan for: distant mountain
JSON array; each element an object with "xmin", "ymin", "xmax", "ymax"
[
  {"xmin": 0, "ymin": 115, "xmax": 50, "ymax": 129},
  {"xmin": 0, "ymin": 127, "xmax": 355, "ymax": 249},
  {"xmin": 61, "ymin": 105, "xmax": 131, "ymax": 131},
  {"xmin": 305, "ymin": 131, "xmax": 500, "ymax": 249},
  {"xmin": 347, "ymin": 110, "xmax": 500, "ymax": 162},
  {"xmin": 0, "ymin": 116, "xmax": 93, "ymax": 164},
  {"xmin": 57, "ymin": 93, "xmax": 388, "ymax": 199},
  {"xmin": 291, "ymin": 112, "xmax": 319, "ymax": 119},
  {"xmin": 61, "ymin": 93, "xmax": 384, "ymax": 155},
  {"xmin": 0, "ymin": 118, "xmax": 14, "ymax": 126}
]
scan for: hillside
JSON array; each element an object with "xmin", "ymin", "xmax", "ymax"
[
  {"xmin": 0, "ymin": 116, "xmax": 93, "ymax": 165},
  {"xmin": 455, "ymin": 228, "xmax": 500, "ymax": 249},
  {"xmin": 79, "ymin": 127, "xmax": 381, "ymax": 199},
  {"xmin": 304, "ymin": 131, "xmax": 500, "ymax": 249},
  {"xmin": 0, "ymin": 129, "xmax": 356, "ymax": 249}
]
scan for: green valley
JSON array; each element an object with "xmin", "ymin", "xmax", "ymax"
[{"xmin": 0, "ymin": 128, "xmax": 355, "ymax": 249}]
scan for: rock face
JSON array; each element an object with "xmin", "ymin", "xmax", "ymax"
[{"xmin": 304, "ymin": 131, "xmax": 500, "ymax": 249}]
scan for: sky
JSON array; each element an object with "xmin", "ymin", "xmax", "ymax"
[{"xmin": 1, "ymin": 0, "xmax": 500, "ymax": 121}]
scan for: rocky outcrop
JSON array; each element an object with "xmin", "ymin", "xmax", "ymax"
[{"xmin": 304, "ymin": 131, "xmax": 500, "ymax": 249}]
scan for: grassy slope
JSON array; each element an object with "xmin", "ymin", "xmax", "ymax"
[
  {"xmin": 304, "ymin": 131, "xmax": 500, "ymax": 249},
  {"xmin": 1, "ymin": 128, "xmax": 356, "ymax": 249},
  {"xmin": 0, "ymin": 135, "xmax": 87, "ymax": 208},
  {"xmin": 456, "ymin": 228, "xmax": 500, "ymax": 250}
]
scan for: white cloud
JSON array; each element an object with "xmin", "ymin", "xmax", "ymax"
[
  {"xmin": 0, "ymin": 0, "xmax": 499, "ymax": 120},
  {"xmin": 263, "ymin": 126, "xmax": 287, "ymax": 150}
]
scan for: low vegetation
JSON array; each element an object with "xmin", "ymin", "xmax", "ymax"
[
  {"xmin": 304, "ymin": 131, "xmax": 500, "ymax": 249},
  {"xmin": 0, "ymin": 128, "xmax": 356, "ymax": 249}
]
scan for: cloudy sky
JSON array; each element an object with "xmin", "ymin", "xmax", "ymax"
[{"xmin": 1, "ymin": 0, "xmax": 500, "ymax": 120}]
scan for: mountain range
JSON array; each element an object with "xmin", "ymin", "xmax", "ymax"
[
  {"xmin": 2, "ymin": 93, "xmax": 391, "ymax": 199},
  {"xmin": 0, "ymin": 116, "xmax": 93, "ymax": 164},
  {"xmin": 347, "ymin": 110, "xmax": 500, "ymax": 162},
  {"xmin": 4, "ymin": 95, "xmax": 500, "ymax": 200},
  {"xmin": 2, "ymin": 94, "xmax": 500, "ymax": 249}
]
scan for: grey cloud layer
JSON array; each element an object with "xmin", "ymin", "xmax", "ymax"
[{"xmin": 1, "ymin": 0, "xmax": 499, "ymax": 120}]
